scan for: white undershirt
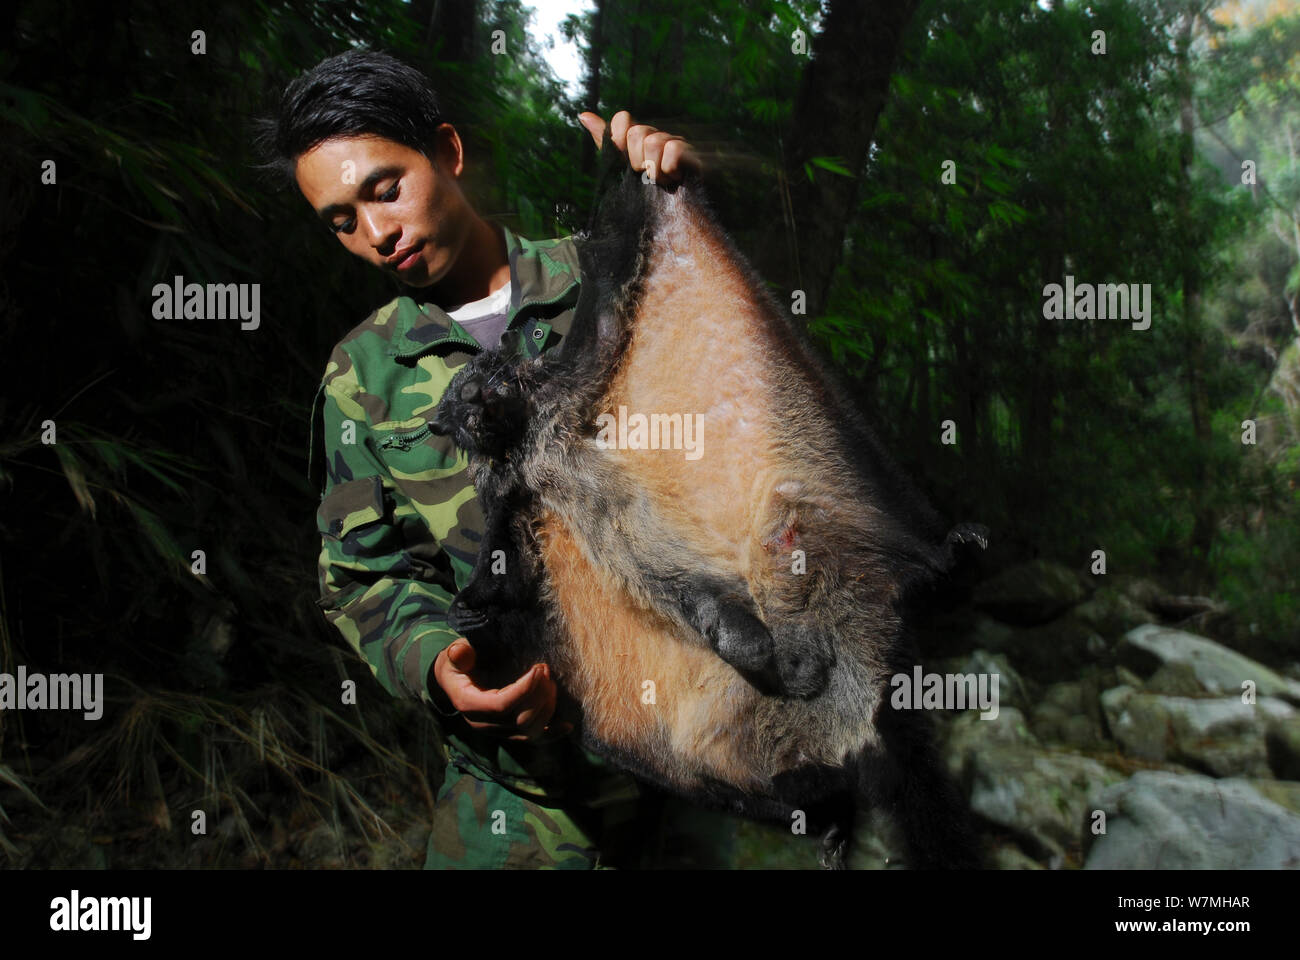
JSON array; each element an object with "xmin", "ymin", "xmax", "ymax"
[{"xmin": 445, "ymin": 281, "xmax": 514, "ymax": 350}]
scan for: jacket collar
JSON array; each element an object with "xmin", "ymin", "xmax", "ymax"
[{"xmin": 387, "ymin": 223, "xmax": 578, "ymax": 359}]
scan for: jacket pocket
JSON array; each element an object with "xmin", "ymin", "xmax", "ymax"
[
  {"xmin": 376, "ymin": 423, "xmax": 433, "ymax": 452},
  {"xmin": 317, "ymin": 475, "xmax": 386, "ymax": 541},
  {"xmin": 372, "ymin": 419, "xmax": 463, "ymax": 477}
]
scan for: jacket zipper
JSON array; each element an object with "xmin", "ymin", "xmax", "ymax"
[{"xmin": 378, "ymin": 424, "xmax": 433, "ymax": 451}]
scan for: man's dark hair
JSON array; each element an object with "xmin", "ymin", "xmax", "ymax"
[{"xmin": 253, "ymin": 47, "xmax": 447, "ymax": 188}]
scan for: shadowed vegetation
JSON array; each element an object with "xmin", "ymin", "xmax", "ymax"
[{"xmin": 0, "ymin": 0, "xmax": 1296, "ymax": 867}]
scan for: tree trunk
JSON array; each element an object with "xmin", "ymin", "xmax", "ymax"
[
  {"xmin": 580, "ymin": 0, "xmax": 606, "ymax": 181},
  {"xmin": 773, "ymin": 0, "xmax": 922, "ymax": 321},
  {"xmin": 1176, "ymin": 7, "xmax": 1216, "ymax": 577}
]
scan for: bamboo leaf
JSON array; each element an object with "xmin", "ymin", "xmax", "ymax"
[{"xmin": 53, "ymin": 444, "xmax": 97, "ymax": 518}]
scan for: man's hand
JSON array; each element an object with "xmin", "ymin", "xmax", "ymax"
[
  {"xmin": 578, "ymin": 110, "xmax": 702, "ymax": 184},
  {"xmin": 432, "ymin": 638, "xmax": 572, "ymax": 742}
]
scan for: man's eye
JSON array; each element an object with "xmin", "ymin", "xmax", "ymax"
[{"xmin": 380, "ymin": 183, "xmax": 399, "ymax": 201}]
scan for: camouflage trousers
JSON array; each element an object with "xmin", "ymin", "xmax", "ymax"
[{"xmin": 424, "ymin": 761, "xmax": 739, "ymax": 869}]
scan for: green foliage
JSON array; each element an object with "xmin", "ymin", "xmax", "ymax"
[
  {"xmin": 0, "ymin": 0, "xmax": 510, "ymax": 866},
  {"xmin": 1, "ymin": 0, "xmax": 1298, "ymax": 868},
  {"xmin": 813, "ymin": 0, "xmax": 1300, "ymax": 618}
]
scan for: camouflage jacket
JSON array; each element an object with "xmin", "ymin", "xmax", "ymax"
[{"xmin": 312, "ymin": 224, "xmax": 639, "ymax": 808}]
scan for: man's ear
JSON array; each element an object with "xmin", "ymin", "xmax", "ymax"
[{"xmin": 432, "ymin": 123, "xmax": 465, "ymax": 178}]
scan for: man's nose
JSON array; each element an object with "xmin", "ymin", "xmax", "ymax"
[{"xmin": 357, "ymin": 206, "xmax": 400, "ymax": 255}]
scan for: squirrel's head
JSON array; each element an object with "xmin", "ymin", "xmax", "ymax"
[{"xmin": 431, "ymin": 350, "xmax": 531, "ymax": 459}]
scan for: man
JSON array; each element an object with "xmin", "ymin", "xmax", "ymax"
[{"xmin": 261, "ymin": 47, "xmax": 726, "ymax": 868}]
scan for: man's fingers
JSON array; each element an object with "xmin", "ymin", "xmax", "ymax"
[
  {"xmin": 578, "ymin": 111, "xmax": 605, "ymax": 149},
  {"xmin": 581, "ymin": 111, "xmax": 698, "ymax": 182},
  {"xmin": 639, "ymin": 131, "xmax": 686, "ymax": 181},
  {"xmin": 447, "ymin": 662, "xmax": 543, "ymax": 714},
  {"xmin": 626, "ymin": 123, "xmax": 649, "ymax": 173},
  {"xmin": 444, "ymin": 638, "xmax": 476, "ymax": 674},
  {"xmin": 609, "ymin": 110, "xmax": 633, "ymax": 153},
  {"xmin": 468, "ymin": 716, "xmax": 573, "ymax": 742},
  {"xmin": 449, "ymin": 661, "xmax": 558, "ymax": 716},
  {"xmin": 463, "ymin": 719, "xmax": 526, "ymax": 735},
  {"xmin": 514, "ymin": 691, "xmax": 558, "ymax": 737},
  {"xmin": 495, "ymin": 674, "xmax": 553, "ymax": 727},
  {"xmin": 660, "ymin": 138, "xmax": 700, "ymax": 179}
]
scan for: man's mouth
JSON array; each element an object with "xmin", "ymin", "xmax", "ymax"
[{"xmin": 387, "ymin": 242, "xmax": 424, "ymax": 272}]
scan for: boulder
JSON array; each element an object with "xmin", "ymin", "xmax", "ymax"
[
  {"xmin": 958, "ymin": 738, "xmax": 1123, "ymax": 859},
  {"xmin": 965, "ymin": 614, "xmax": 1107, "ymax": 684},
  {"xmin": 1106, "ymin": 574, "xmax": 1168, "ymax": 613},
  {"xmin": 1246, "ymin": 778, "xmax": 1300, "ymax": 816},
  {"xmin": 943, "ymin": 706, "xmax": 1038, "ymax": 783},
  {"xmin": 1116, "ymin": 625, "xmax": 1300, "ymax": 705},
  {"xmin": 972, "ymin": 560, "xmax": 1090, "ymax": 626},
  {"xmin": 945, "ymin": 649, "xmax": 1032, "ymax": 714},
  {"xmin": 1266, "ymin": 715, "xmax": 1300, "ymax": 781},
  {"xmin": 1083, "ymin": 771, "xmax": 1300, "ymax": 869},
  {"xmin": 1100, "ymin": 686, "xmax": 1295, "ymax": 777},
  {"xmin": 1031, "ymin": 680, "xmax": 1107, "ymax": 749},
  {"xmin": 1072, "ymin": 584, "xmax": 1158, "ymax": 639}
]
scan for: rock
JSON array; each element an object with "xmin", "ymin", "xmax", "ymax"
[
  {"xmin": 1142, "ymin": 661, "xmax": 1204, "ymax": 697},
  {"xmin": 1100, "ymin": 686, "xmax": 1295, "ymax": 777},
  {"xmin": 1072, "ymin": 584, "xmax": 1158, "ymax": 639},
  {"xmin": 991, "ymin": 615, "xmax": 1108, "ymax": 683},
  {"xmin": 1031, "ymin": 681, "xmax": 1107, "ymax": 748},
  {"xmin": 1099, "ymin": 685, "xmax": 1166, "ymax": 760},
  {"xmin": 961, "ymin": 616, "xmax": 1019, "ymax": 656},
  {"xmin": 961, "ymin": 741, "xmax": 1123, "ymax": 859},
  {"xmin": 972, "ymin": 561, "xmax": 1090, "ymax": 626},
  {"xmin": 989, "ymin": 842, "xmax": 1046, "ymax": 870},
  {"xmin": 1266, "ymin": 716, "xmax": 1300, "ymax": 780},
  {"xmin": 962, "ymin": 611, "xmax": 1107, "ymax": 685},
  {"xmin": 1107, "ymin": 574, "xmax": 1168, "ymax": 613},
  {"xmin": 1083, "ymin": 771, "xmax": 1300, "ymax": 869},
  {"xmin": 1149, "ymin": 594, "xmax": 1228, "ymax": 622},
  {"xmin": 943, "ymin": 706, "xmax": 1037, "ymax": 783},
  {"xmin": 1115, "ymin": 665, "xmax": 1144, "ymax": 688},
  {"xmin": 1246, "ymin": 778, "xmax": 1300, "ymax": 816},
  {"xmin": 1115, "ymin": 625, "xmax": 1300, "ymax": 705},
  {"xmin": 948, "ymin": 650, "xmax": 1032, "ymax": 714}
]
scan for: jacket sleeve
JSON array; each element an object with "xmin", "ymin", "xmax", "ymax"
[{"xmin": 314, "ymin": 378, "xmax": 463, "ymax": 707}]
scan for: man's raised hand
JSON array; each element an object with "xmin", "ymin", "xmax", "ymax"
[{"xmin": 578, "ymin": 109, "xmax": 702, "ymax": 184}]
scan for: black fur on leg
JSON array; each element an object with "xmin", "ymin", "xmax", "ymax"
[
  {"xmin": 806, "ymin": 791, "xmax": 856, "ymax": 870},
  {"xmin": 856, "ymin": 698, "xmax": 982, "ymax": 870}
]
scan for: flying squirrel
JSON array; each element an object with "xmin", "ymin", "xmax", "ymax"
[{"xmin": 431, "ymin": 130, "xmax": 989, "ymax": 869}]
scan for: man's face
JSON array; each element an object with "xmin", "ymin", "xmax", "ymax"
[{"xmin": 294, "ymin": 128, "xmax": 471, "ymax": 288}]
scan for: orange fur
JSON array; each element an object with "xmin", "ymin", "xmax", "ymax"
[{"xmin": 535, "ymin": 192, "xmax": 889, "ymax": 792}]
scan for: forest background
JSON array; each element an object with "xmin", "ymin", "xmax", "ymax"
[{"xmin": 0, "ymin": 0, "xmax": 1296, "ymax": 867}]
